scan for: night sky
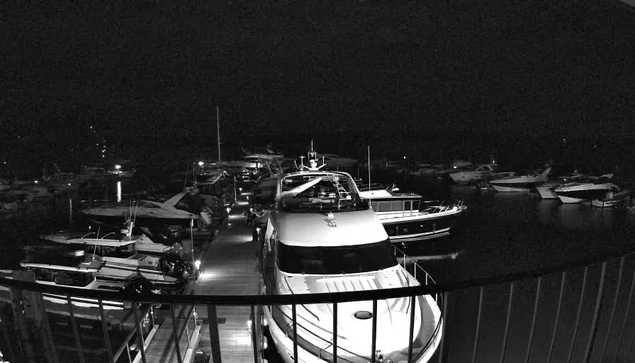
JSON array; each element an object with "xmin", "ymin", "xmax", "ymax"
[{"xmin": 2, "ymin": 0, "xmax": 635, "ymax": 176}]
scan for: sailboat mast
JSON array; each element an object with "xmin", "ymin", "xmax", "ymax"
[
  {"xmin": 367, "ymin": 145, "xmax": 371, "ymax": 191},
  {"xmin": 216, "ymin": 106, "xmax": 221, "ymax": 163}
]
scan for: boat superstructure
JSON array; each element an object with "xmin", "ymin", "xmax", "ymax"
[
  {"xmin": 488, "ymin": 167, "xmax": 552, "ymax": 193},
  {"xmin": 554, "ymin": 175, "xmax": 620, "ymax": 204},
  {"xmin": 359, "ymin": 187, "xmax": 466, "ymax": 243},
  {"xmin": 80, "ymin": 192, "xmax": 203, "ymax": 226},
  {"xmin": 40, "ymin": 222, "xmax": 190, "ymax": 293},
  {"xmin": 0, "ymin": 248, "xmax": 145, "ymax": 310},
  {"xmin": 535, "ymin": 171, "xmax": 586, "ymax": 199},
  {"xmin": 260, "ymin": 143, "xmax": 443, "ymax": 363},
  {"xmin": 449, "ymin": 163, "xmax": 515, "ymax": 185}
]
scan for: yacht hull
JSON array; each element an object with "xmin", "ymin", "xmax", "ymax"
[
  {"xmin": 554, "ymin": 183, "xmax": 618, "ymax": 204},
  {"xmin": 491, "ymin": 184, "xmax": 533, "ymax": 193},
  {"xmin": 263, "ymin": 294, "xmax": 442, "ymax": 363},
  {"xmin": 380, "ymin": 207, "xmax": 465, "ymax": 242}
]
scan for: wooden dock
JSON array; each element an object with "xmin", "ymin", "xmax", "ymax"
[{"xmin": 145, "ymin": 206, "xmax": 261, "ymax": 363}]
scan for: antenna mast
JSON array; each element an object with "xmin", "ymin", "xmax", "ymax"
[{"xmin": 216, "ymin": 106, "xmax": 221, "ymax": 163}]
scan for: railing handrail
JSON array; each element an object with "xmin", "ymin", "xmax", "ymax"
[{"xmin": 2, "ymin": 244, "xmax": 635, "ymax": 305}]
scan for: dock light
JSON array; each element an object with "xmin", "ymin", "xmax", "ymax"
[
  {"xmin": 226, "ymin": 207, "xmax": 231, "ymax": 214},
  {"xmin": 114, "ymin": 164, "xmax": 121, "ymax": 170},
  {"xmin": 198, "ymin": 161, "xmax": 204, "ymax": 167},
  {"xmin": 194, "ymin": 260, "xmax": 201, "ymax": 270}
]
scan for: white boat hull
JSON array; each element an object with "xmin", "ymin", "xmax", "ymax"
[
  {"xmin": 557, "ymin": 194, "xmax": 587, "ymax": 204},
  {"xmin": 491, "ymin": 184, "xmax": 532, "ymax": 193},
  {"xmin": 263, "ymin": 294, "xmax": 443, "ymax": 363}
]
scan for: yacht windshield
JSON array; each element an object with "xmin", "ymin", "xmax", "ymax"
[
  {"xmin": 277, "ymin": 240, "xmax": 397, "ymax": 274},
  {"xmin": 279, "ymin": 173, "xmax": 368, "ymax": 212}
]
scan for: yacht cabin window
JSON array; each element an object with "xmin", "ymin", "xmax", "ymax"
[
  {"xmin": 276, "ymin": 240, "xmax": 397, "ymax": 274},
  {"xmin": 30, "ymin": 268, "xmax": 93, "ymax": 287}
]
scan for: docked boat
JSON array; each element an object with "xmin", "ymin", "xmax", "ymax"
[
  {"xmin": 488, "ymin": 167, "xmax": 552, "ymax": 192},
  {"xmin": 260, "ymin": 144, "xmax": 443, "ymax": 363},
  {"xmin": 40, "ymin": 222, "xmax": 191, "ymax": 292},
  {"xmin": 591, "ymin": 188, "xmax": 631, "ymax": 208},
  {"xmin": 553, "ymin": 175, "xmax": 618, "ymax": 204},
  {"xmin": 0, "ymin": 248, "xmax": 155, "ymax": 310},
  {"xmin": 80, "ymin": 191, "xmax": 209, "ymax": 227},
  {"xmin": 535, "ymin": 171, "xmax": 587, "ymax": 199},
  {"xmin": 359, "ymin": 187, "xmax": 467, "ymax": 242},
  {"xmin": 449, "ymin": 163, "xmax": 515, "ymax": 185}
]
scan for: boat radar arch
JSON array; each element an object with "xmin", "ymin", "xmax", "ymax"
[{"xmin": 297, "ymin": 141, "xmax": 326, "ymax": 171}]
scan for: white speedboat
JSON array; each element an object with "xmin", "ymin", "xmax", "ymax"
[
  {"xmin": 449, "ymin": 163, "xmax": 515, "ymax": 185},
  {"xmin": 261, "ymin": 143, "xmax": 443, "ymax": 363},
  {"xmin": 535, "ymin": 171, "xmax": 587, "ymax": 199},
  {"xmin": 488, "ymin": 167, "xmax": 552, "ymax": 192},
  {"xmin": 359, "ymin": 187, "xmax": 466, "ymax": 242},
  {"xmin": 40, "ymin": 222, "xmax": 190, "ymax": 292},
  {"xmin": 80, "ymin": 192, "xmax": 206, "ymax": 226},
  {"xmin": 0, "ymin": 248, "xmax": 153, "ymax": 310},
  {"xmin": 554, "ymin": 178, "xmax": 619, "ymax": 204}
]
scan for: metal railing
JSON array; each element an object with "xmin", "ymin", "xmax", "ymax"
[{"xmin": 3, "ymin": 245, "xmax": 635, "ymax": 363}]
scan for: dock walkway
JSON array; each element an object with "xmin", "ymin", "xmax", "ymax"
[{"xmin": 145, "ymin": 208, "xmax": 260, "ymax": 363}]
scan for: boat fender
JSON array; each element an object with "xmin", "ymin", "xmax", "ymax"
[{"xmin": 200, "ymin": 211, "xmax": 212, "ymax": 226}]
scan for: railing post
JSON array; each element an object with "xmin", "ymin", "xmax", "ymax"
[
  {"xmin": 66, "ymin": 295, "xmax": 86, "ymax": 363},
  {"xmin": 251, "ymin": 305, "xmax": 259, "ymax": 363},
  {"xmin": 471, "ymin": 286, "xmax": 484, "ymax": 363},
  {"xmin": 407, "ymin": 295, "xmax": 416, "ymax": 362},
  {"xmin": 207, "ymin": 304, "xmax": 222, "ymax": 363},
  {"xmin": 599, "ymin": 256, "xmax": 625, "ymax": 363},
  {"xmin": 547, "ymin": 272, "xmax": 567, "ymax": 363},
  {"xmin": 333, "ymin": 302, "xmax": 338, "ymax": 363},
  {"xmin": 170, "ymin": 304, "xmax": 183, "ymax": 363},
  {"xmin": 132, "ymin": 303, "xmax": 147, "ymax": 363},
  {"xmin": 437, "ymin": 292, "xmax": 449, "ymax": 363},
  {"xmin": 185, "ymin": 313, "xmax": 191, "ymax": 350},
  {"xmin": 583, "ymin": 261, "xmax": 608, "ymax": 363},
  {"xmin": 567, "ymin": 266, "xmax": 589, "ymax": 363},
  {"xmin": 292, "ymin": 304, "xmax": 298, "ymax": 363},
  {"xmin": 524, "ymin": 277, "xmax": 542, "ymax": 363},
  {"xmin": 612, "ymin": 266, "xmax": 635, "ymax": 363},
  {"xmin": 98, "ymin": 299, "xmax": 115, "ymax": 363},
  {"xmin": 499, "ymin": 282, "xmax": 514, "ymax": 363},
  {"xmin": 371, "ymin": 299, "xmax": 378, "ymax": 363}
]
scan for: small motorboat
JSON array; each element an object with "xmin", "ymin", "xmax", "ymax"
[{"xmin": 591, "ymin": 188, "xmax": 631, "ymax": 208}]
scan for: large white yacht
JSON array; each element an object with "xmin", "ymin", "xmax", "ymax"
[
  {"xmin": 260, "ymin": 143, "xmax": 443, "ymax": 363},
  {"xmin": 359, "ymin": 186, "xmax": 466, "ymax": 243}
]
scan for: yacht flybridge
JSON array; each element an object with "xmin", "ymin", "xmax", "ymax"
[{"xmin": 260, "ymin": 143, "xmax": 443, "ymax": 363}]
